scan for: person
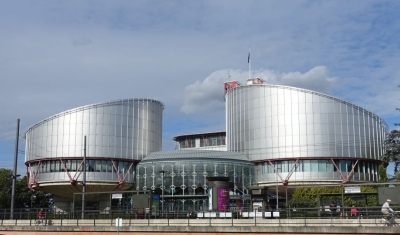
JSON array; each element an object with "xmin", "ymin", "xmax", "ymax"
[
  {"xmin": 187, "ymin": 210, "xmax": 194, "ymax": 218},
  {"xmin": 329, "ymin": 201, "xmax": 337, "ymax": 216},
  {"xmin": 350, "ymin": 205, "xmax": 357, "ymax": 217},
  {"xmin": 37, "ymin": 209, "xmax": 45, "ymax": 225},
  {"xmin": 382, "ymin": 199, "xmax": 394, "ymax": 221}
]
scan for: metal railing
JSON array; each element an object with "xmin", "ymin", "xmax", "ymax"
[{"xmin": 0, "ymin": 206, "xmax": 397, "ymax": 227}]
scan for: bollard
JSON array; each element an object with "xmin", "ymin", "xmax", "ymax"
[
  {"xmin": 254, "ymin": 209, "xmax": 257, "ymax": 226},
  {"xmin": 231, "ymin": 210, "xmax": 233, "ymax": 226},
  {"xmin": 279, "ymin": 214, "xmax": 281, "ymax": 226}
]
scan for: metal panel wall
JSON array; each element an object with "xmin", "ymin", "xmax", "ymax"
[
  {"xmin": 225, "ymin": 85, "xmax": 388, "ymax": 183},
  {"xmin": 25, "ymin": 98, "xmax": 163, "ymax": 161},
  {"xmin": 25, "ymin": 98, "xmax": 163, "ymax": 191}
]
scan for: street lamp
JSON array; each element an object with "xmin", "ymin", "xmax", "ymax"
[
  {"xmin": 275, "ymin": 167, "xmax": 281, "ymax": 211},
  {"xmin": 10, "ymin": 119, "xmax": 20, "ymax": 220}
]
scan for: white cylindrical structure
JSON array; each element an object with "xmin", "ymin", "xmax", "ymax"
[
  {"xmin": 225, "ymin": 84, "xmax": 388, "ymax": 184},
  {"xmin": 25, "ymin": 98, "xmax": 164, "ymax": 201}
]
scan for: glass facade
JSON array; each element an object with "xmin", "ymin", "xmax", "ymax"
[
  {"xmin": 28, "ymin": 159, "xmax": 136, "ymax": 183},
  {"xmin": 259, "ymin": 159, "xmax": 379, "ymax": 182},
  {"xmin": 136, "ymin": 158, "xmax": 254, "ymax": 211},
  {"xmin": 177, "ymin": 135, "xmax": 226, "ymax": 149},
  {"xmin": 200, "ymin": 136, "xmax": 226, "ymax": 147}
]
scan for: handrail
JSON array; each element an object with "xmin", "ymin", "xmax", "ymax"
[{"xmin": 0, "ymin": 206, "xmax": 398, "ymax": 226}]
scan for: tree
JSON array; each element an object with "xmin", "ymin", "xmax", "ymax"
[
  {"xmin": 15, "ymin": 176, "xmax": 53, "ymax": 209},
  {"xmin": 0, "ymin": 169, "xmax": 13, "ymax": 208},
  {"xmin": 378, "ymin": 165, "xmax": 389, "ymax": 182},
  {"xmin": 381, "ymin": 130, "xmax": 400, "ymax": 174},
  {"xmin": 394, "ymin": 172, "xmax": 400, "ymax": 181},
  {"xmin": 0, "ymin": 169, "xmax": 53, "ymax": 209}
]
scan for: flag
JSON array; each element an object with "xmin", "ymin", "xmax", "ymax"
[{"xmin": 247, "ymin": 52, "xmax": 250, "ymax": 63}]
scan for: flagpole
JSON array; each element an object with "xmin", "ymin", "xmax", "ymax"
[{"xmin": 248, "ymin": 46, "xmax": 251, "ymax": 79}]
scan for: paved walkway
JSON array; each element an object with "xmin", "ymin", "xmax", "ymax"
[{"xmin": 0, "ymin": 218, "xmax": 398, "ymax": 234}]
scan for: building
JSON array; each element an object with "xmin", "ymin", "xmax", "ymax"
[
  {"xmin": 173, "ymin": 131, "xmax": 227, "ymax": 151},
  {"xmin": 25, "ymin": 98, "xmax": 164, "ymax": 211},
  {"xmin": 224, "ymin": 78, "xmax": 389, "ymax": 186},
  {"xmin": 24, "ymin": 78, "xmax": 389, "ymax": 212},
  {"xmin": 136, "ymin": 149, "xmax": 254, "ymax": 211}
]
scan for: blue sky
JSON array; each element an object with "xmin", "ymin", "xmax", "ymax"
[{"xmin": 0, "ymin": 1, "xmax": 399, "ymax": 176}]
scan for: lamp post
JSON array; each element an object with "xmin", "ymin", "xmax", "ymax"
[
  {"xmin": 10, "ymin": 119, "xmax": 20, "ymax": 220},
  {"xmin": 159, "ymin": 170, "xmax": 165, "ymax": 217},
  {"xmin": 275, "ymin": 167, "xmax": 281, "ymax": 211},
  {"xmin": 82, "ymin": 136, "xmax": 86, "ymax": 219}
]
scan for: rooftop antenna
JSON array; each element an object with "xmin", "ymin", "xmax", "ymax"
[{"xmin": 248, "ymin": 46, "xmax": 251, "ymax": 79}]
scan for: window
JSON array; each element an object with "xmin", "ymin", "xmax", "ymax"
[
  {"xmin": 180, "ymin": 139, "xmax": 195, "ymax": 148},
  {"xmin": 87, "ymin": 160, "xmax": 95, "ymax": 172},
  {"xmin": 310, "ymin": 160, "xmax": 318, "ymax": 172},
  {"xmin": 95, "ymin": 160, "xmax": 102, "ymax": 172},
  {"xmin": 211, "ymin": 137, "xmax": 217, "ymax": 146},
  {"xmin": 303, "ymin": 160, "xmax": 310, "ymax": 172},
  {"xmin": 318, "ymin": 160, "xmax": 326, "ymax": 172}
]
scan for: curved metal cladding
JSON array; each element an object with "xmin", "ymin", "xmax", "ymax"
[
  {"xmin": 25, "ymin": 98, "xmax": 163, "ymax": 197},
  {"xmin": 225, "ymin": 84, "xmax": 388, "ymax": 184}
]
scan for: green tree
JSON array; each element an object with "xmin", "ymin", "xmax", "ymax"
[
  {"xmin": 0, "ymin": 169, "xmax": 13, "ymax": 208},
  {"xmin": 394, "ymin": 172, "xmax": 400, "ymax": 181},
  {"xmin": 15, "ymin": 176, "xmax": 52, "ymax": 209},
  {"xmin": 0, "ymin": 169, "xmax": 52, "ymax": 209},
  {"xmin": 378, "ymin": 165, "xmax": 389, "ymax": 182},
  {"xmin": 381, "ymin": 130, "xmax": 400, "ymax": 174}
]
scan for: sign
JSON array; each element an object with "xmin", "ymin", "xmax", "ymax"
[
  {"xmin": 115, "ymin": 218, "xmax": 122, "ymax": 227},
  {"xmin": 112, "ymin": 193, "xmax": 123, "ymax": 199},
  {"xmin": 217, "ymin": 188, "xmax": 229, "ymax": 211},
  {"xmin": 345, "ymin": 187, "xmax": 361, "ymax": 193},
  {"xmin": 208, "ymin": 188, "xmax": 212, "ymax": 211},
  {"xmin": 219, "ymin": 212, "xmax": 232, "ymax": 218}
]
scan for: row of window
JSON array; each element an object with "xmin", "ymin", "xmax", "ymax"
[
  {"xmin": 179, "ymin": 136, "xmax": 226, "ymax": 149},
  {"xmin": 200, "ymin": 136, "xmax": 226, "ymax": 147},
  {"xmin": 30, "ymin": 159, "xmax": 135, "ymax": 174},
  {"xmin": 261, "ymin": 159, "xmax": 378, "ymax": 174}
]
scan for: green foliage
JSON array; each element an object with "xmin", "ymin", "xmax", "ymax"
[
  {"xmin": 394, "ymin": 172, "xmax": 400, "ymax": 181},
  {"xmin": 378, "ymin": 165, "xmax": 389, "ymax": 182},
  {"xmin": 290, "ymin": 186, "xmax": 342, "ymax": 208},
  {"xmin": 289, "ymin": 186, "xmax": 378, "ymax": 208},
  {"xmin": 0, "ymin": 169, "xmax": 13, "ymax": 208},
  {"xmin": 381, "ymin": 130, "xmax": 400, "ymax": 174},
  {"xmin": 0, "ymin": 168, "xmax": 52, "ymax": 209}
]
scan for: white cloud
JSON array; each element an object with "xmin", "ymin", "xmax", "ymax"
[
  {"xmin": 0, "ymin": 0, "xmax": 399, "ymax": 163},
  {"xmin": 181, "ymin": 66, "xmax": 337, "ymax": 114}
]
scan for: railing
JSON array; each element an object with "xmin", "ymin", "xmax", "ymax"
[{"xmin": 0, "ymin": 206, "xmax": 397, "ymax": 227}]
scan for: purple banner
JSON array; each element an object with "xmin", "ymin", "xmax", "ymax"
[{"xmin": 217, "ymin": 188, "xmax": 229, "ymax": 211}]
